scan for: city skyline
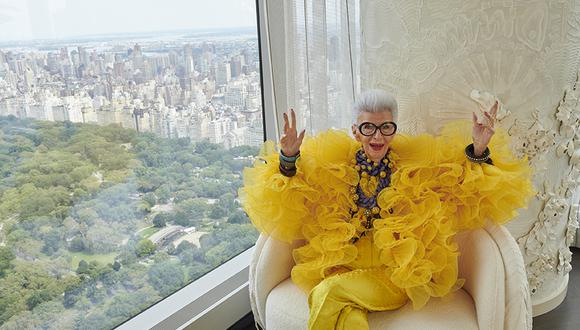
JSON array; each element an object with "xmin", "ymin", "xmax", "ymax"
[
  {"xmin": 0, "ymin": 0, "xmax": 257, "ymax": 42},
  {"xmin": 0, "ymin": 31, "xmax": 265, "ymax": 149}
]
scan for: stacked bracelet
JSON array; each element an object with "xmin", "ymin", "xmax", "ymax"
[
  {"xmin": 465, "ymin": 143, "xmax": 491, "ymax": 163},
  {"xmin": 279, "ymin": 151, "xmax": 300, "ymax": 177},
  {"xmin": 280, "ymin": 151, "xmax": 300, "ymax": 162}
]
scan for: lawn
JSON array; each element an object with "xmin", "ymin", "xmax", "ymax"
[
  {"xmin": 70, "ymin": 252, "xmax": 118, "ymax": 269},
  {"xmin": 139, "ymin": 226, "xmax": 160, "ymax": 239}
]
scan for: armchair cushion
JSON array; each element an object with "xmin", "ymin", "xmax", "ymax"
[{"xmin": 266, "ymin": 278, "xmax": 478, "ymax": 330}]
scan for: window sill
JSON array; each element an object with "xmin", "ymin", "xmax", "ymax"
[{"xmin": 117, "ymin": 246, "xmax": 254, "ymax": 330}]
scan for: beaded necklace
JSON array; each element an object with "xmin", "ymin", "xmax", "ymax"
[{"xmin": 349, "ymin": 148, "xmax": 394, "ymax": 242}]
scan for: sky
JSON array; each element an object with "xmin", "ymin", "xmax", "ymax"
[{"xmin": 0, "ymin": 0, "xmax": 257, "ymax": 41}]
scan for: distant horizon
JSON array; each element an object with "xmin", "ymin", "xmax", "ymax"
[
  {"xmin": 0, "ymin": 0, "xmax": 257, "ymax": 43},
  {"xmin": 0, "ymin": 25, "xmax": 257, "ymax": 46},
  {"xmin": 0, "ymin": 27, "xmax": 258, "ymax": 51}
]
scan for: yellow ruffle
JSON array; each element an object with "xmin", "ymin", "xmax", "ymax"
[
  {"xmin": 241, "ymin": 120, "xmax": 535, "ymax": 308},
  {"xmin": 239, "ymin": 141, "xmax": 317, "ymax": 243},
  {"xmin": 375, "ymin": 120, "xmax": 536, "ymax": 309}
]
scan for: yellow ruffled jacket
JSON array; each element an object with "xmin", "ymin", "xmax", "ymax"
[{"xmin": 239, "ymin": 120, "xmax": 535, "ymax": 310}]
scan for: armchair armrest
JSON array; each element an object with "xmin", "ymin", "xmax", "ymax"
[
  {"xmin": 484, "ymin": 224, "xmax": 532, "ymax": 330},
  {"xmin": 249, "ymin": 234, "xmax": 303, "ymax": 328},
  {"xmin": 456, "ymin": 228, "xmax": 505, "ymax": 330},
  {"xmin": 456, "ymin": 224, "xmax": 532, "ymax": 330}
]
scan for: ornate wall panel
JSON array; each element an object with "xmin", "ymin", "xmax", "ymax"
[{"xmin": 361, "ymin": 0, "xmax": 580, "ymax": 311}]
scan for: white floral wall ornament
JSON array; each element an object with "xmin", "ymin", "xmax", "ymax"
[
  {"xmin": 567, "ymin": 204, "xmax": 580, "ymax": 246},
  {"xmin": 517, "ymin": 188, "xmax": 568, "ymax": 269},
  {"xmin": 527, "ymin": 253, "xmax": 554, "ymax": 295},
  {"xmin": 557, "ymin": 247, "xmax": 573, "ymax": 275},
  {"xmin": 470, "ymin": 89, "xmax": 511, "ymax": 122},
  {"xmin": 556, "ymin": 71, "xmax": 580, "ymax": 165},
  {"xmin": 517, "ymin": 70, "xmax": 580, "ymax": 295},
  {"xmin": 506, "ymin": 110, "xmax": 557, "ymax": 166}
]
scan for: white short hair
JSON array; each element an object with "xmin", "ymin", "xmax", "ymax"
[{"xmin": 353, "ymin": 89, "xmax": 398, "ymax": 122}]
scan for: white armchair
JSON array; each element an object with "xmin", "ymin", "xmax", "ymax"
[{"xmin": 249, "ymin": 224, "xmax": 532, "ymax": 330}]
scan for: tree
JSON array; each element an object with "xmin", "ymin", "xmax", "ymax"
[
  {"xmin": 0, "ymin": 247, "xmax": 15, "ymax": 277},
  {"xmin": 135, "ymin": 239, "xmax": 156, "ymax": 257},
  {"xmin": 188, "ymin": 262, "xmax": 211, "ymax": 281},
  {"xmin": 142, "ymin": 192, "xmax": 157, "ymax": 207},
  {"xmin": 69, "ymin": 236, "xmax": 86, "ymax": 252},
  {"xmin": 178, "ymin": 245, "xmax": 205, "ymax": 264},
  {"xmin": 117, "ymin": 244, "xmax": 138, "ymax": 265},
  {"xmin": 147, "ymin": 261, "xmax": 185, "ymax": 296},
  {"xmin": 152, "ymin": 213, "xmax": 167, "ymax": 228},
  {"xmin": 155, "ymin": 184, "xmax": 171, "ymax": 203},
  {"xmin": 175, "ymin": 241, "xmax": 194, "ymax": 255},
  {"xmin": 179, "ymin": 198, "xmax": 208, "ymax": 220},
  {"xmin": 41, "ymin": 229, "xmax": 62, "ymax": 255},
  {"xmin": 26, "ymin": 289, "xmax": 53, "ymax": 310},
  {"xmin": 76, "ymin": 260, "xmax": 89, "ymax": 275},
  {"xmin": 105, "ymin": 290, "xmax": 149, "ymax": 320},
  {"xmin": 227, "ymin": 210, "xmax": 248, "ymax": 224},
  {"xmin": 218, "ymin": 193, "xmax": 237, "ymax": 212},
  {"xmin": 205, "ymin": 241, "xmax": 231, "ymax": 266},
  {"xmin": 190, "ymin": 154, "xmax": 209, "ymax": 168},
  {"xmin": 209, "ymin": 204, "xmax": 227, "ymax": 219},
  {"xmin": 173, "ymin": 190, "xmax": 197, "ymax": 203},
  {"xmin": 78, "ymin": 312, "xmax": 109, "ymax": 330},
  {"xmin": 195, "ymin": 140, "xmax": 220, "ymax": 153},
  {"xmin": 63, "ymin": 284, "xmax": 83, "ymax": 308}
]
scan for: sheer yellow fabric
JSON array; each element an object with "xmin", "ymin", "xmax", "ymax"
[{"xmin": 239, "ymin": 120, "xmax": 535, "ymax": 312}]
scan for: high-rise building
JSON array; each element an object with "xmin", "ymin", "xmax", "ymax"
[
  {"xmin": 78, "ymin": 46, "xmax": 89, "ymax": 66},
  {"xmin": 216, "ymin": 62, "xmax": 231, "ymax": 86},
  {"xmin": 225, "ymin": 84, "xmax": 247, "ymax": 108},
  {"xmin": 59, "ymin": 47, "xmax": 69, "ymax": 61},
  {"xmin": 168, "ymin": 51, "xmax": 179, "ymax": 67},
  {"xmin": 230, "ymin": 55, "xmax": 243, "ymax": 78},
  {"xmin": 23, "ymin": 67, "xmax": 35, "ymax": 90},
  {"xmin": 113, "ymin": 62, "xmax": 124, "ymax": 78},
  {"xmin": 133, "ymin": 44, "xmax": 144, "ymax": 70}
]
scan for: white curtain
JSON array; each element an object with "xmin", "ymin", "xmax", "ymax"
[{"xmin": 265, "ymin": 0, "xmax": 360, "ymax": 135}]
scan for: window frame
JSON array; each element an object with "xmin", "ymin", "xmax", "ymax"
[
  {"xmin": 117, "ymin": 0, "xmax": 278, "ymax": 328},
  {"xmin": 117, "ymin": 247, "xmax": 255, "ymax": 330}
]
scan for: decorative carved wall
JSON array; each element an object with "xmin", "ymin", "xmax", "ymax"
[{"xmin": 361, "ymin": 0, "xmax": 580, "ymax": 306}]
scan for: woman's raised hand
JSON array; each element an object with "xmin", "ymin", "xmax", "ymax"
[
  {"xmin": 472, "ymin": 100, "xmax": 498, "ymax": 156},
  {"xmin": 280, "ymin": 109, "xmax": 305, "ymax": 157}
]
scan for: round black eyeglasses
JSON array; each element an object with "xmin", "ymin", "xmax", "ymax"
[{"xmin": 358, "ymin": 122, "xmax": 397, "ymax": 136}]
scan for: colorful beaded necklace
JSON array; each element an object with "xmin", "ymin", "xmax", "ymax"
[{"xmin": 349, "ymin": 148, "xmax": 394, "ymax": 242}]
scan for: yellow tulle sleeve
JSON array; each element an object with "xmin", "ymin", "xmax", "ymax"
[
  {"xmin": 435, "ymin": 120, "xmax": 537, "ymax": 231},
  {"xmin": 239, "ymin": 130, "xmax": 360, "ymax": 245},
  {"xmin": 239, "ymin": 141, "xmax": 319, "ymax": 243}
]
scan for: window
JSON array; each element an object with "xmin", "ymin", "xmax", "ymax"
[
  {"xmin": 266, "ymin": 0, "xmax": 360, "ymax": 134},
  {"xmin": 0, "ymin": 1, "xmax": 263, "ymax": 328}
]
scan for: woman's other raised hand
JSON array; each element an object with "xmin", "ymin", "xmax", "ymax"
[
  {"xmin": 280, "ymin": 109, "xmax": 306, "ymax": 157},
  {"xmin": 472, "ymin": 100, "xmax": 498, "ymax": 156}
]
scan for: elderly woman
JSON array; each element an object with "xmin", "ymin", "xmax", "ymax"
[{"xmin": 240, "ymin": 90, "xmax": 534, "ymax": 329}]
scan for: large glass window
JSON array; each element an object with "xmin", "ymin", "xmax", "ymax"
[{"xmin": 0, "ymin": 1, "xmax": 261, "ymax": 328}]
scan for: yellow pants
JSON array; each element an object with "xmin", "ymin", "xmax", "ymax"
[{"xmin": 307, "ymin": 232, "xmax": 408, "ymax": 330}]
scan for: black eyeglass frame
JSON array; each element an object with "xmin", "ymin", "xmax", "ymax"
[{"xmin": 357, "ymin": 121, "xmax": 398, "ymax": 136}]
